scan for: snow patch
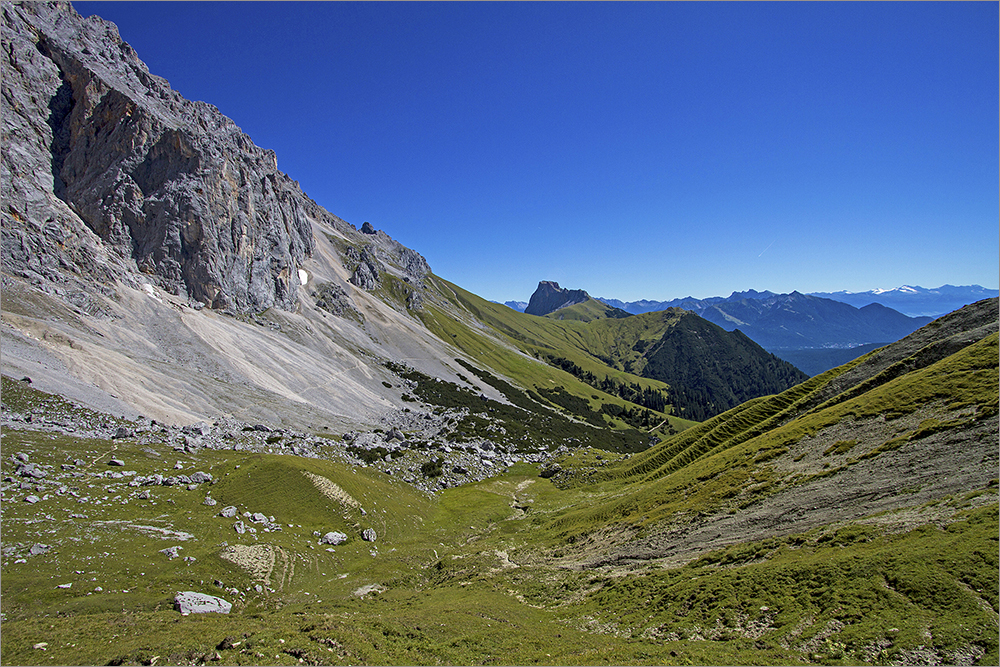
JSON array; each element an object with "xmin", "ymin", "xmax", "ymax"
[{"xmin": 298, "ymin": 269, "xmax": 309, "ymax": 286}]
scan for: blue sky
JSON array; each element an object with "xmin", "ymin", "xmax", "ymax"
[{"xmin": 75, "ymin": 1, "xmax": 998, "ymax": 303}]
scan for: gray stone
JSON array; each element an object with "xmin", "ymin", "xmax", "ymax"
[
  {"xmin": 361, "ymin": 527, "xmax": 377, "ymax": 542},
  {"xmin": 250, "ymin": 512, "xmax": 267, "ymax": 523},
  {"xmin": 174, "ymin": 591, "xmax": 231, "ymax": 615},
  {"xmin": 113, "ymin": 427, "xmax": 132, "ymax": 439},
  {"xmin": 17, "ymin": 463, "xmax": 47, "ymax": 479},
  {"xmin": 320, "ymin": 531, "xmax": 347, "ymax": 545},
  {"xmin": 189, "ymin": 471, "xmax": 212, "ymax": 484},
  {"xmin": 233, "ymin": 521, "xmax": 246, "ymax": 534},
  {"xmin": 160, "ymin": 546, "xmax": 182, "ymax": 559},
  {"xmin": 183, "ymin": 422, "xmax": 211, "ymax": 436},
  {"xmin": 203, "ymin": 496, "xmax": 217, "ymax": 506},
  {"xmin": 539, "ymin": 464, "xmax": 562, "ymax": 479},
  {"xmin": 219, "ymin": 506, "xmax": 238, "ymax": 518},
  {"xmin": 107, "ymin": 458, "xmax": 125, "ymax": 466},
  {"xmin": 29, "ymin": 543, "xmax": 51, "ymax": 556},
  {"xmin": 24, "ymin": 495, "xmax": 41, "ymax": 504}
]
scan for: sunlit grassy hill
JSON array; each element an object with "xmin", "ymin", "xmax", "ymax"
[
  {"xmin": 2, "ymin": 300, "xmax": 997, "ymax": 666},
  {"xmin": 422, "ymin": 277, "xmax": 807, "ymax": 423}
]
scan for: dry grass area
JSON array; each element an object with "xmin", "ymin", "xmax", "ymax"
[
  {"xmin": 302, "ymin": 471, "xmax": 361, "ymax": 509},
  {"xmin": 219, "ymin": 544, "xmax": 276, "ymax": 584}
]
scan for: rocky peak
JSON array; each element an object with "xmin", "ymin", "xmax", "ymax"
[
  {"xmin": 524, "ymin": 280, "xmax": 591, "ymax": 316},
  {"xmin": 1, "ymin": 1, "xmax": 375, "ymax": 313}
]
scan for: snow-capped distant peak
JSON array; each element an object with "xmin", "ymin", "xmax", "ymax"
[{"xmin": 872, "ymin": 285, "xmax": 922, "ymax": 295}]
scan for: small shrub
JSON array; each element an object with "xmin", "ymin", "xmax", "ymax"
[{"xmin": 421, "ymin": 458, "xmax": 444, "ymax": 478}]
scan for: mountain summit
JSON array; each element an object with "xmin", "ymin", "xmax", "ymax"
[{"xmin": 524, "ymin": 280, "xmax": 591, "ymax": 316}]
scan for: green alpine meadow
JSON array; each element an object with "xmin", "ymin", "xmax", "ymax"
[{"xmin": 2, "ymin": 2, "xmax": 997, "ymax": 666}]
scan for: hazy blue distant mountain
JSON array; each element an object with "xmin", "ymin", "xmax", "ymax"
[
  {"xmin": 503, "ymin": 301, "xmax": 528, "ymax": 312},
  {"xmin": 594, "ymin": 290, "xmax": 934, "ymax": 375},
  {"xmin": 693, "ymin": 292, "xmax": 933, "ymax": 351},
  {"xmin": 809, "ymin": 285, "xmax": 999, "ymax": 318},
  {"xmin": 599, "ymin": 290, "xmax": 776, "ymax": 315}
]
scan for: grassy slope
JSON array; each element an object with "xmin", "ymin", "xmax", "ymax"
[
  {"xmin": 418, "ymin": 276, "xmax": 695, "ymax": 433},
  {"xmin": 2, "ymin": 332, "xmax": 998, "ymax": 667},
  {"xmin": 542, "ymin": 298, "xmax": 631, "ymax": 322},
  {"xmin": 422, "ymin": 278, "xmax": 805, "ymax": 424},
  {"xmin": 543, "ymin": 331, "xmax": 998, "ymax": 535}
]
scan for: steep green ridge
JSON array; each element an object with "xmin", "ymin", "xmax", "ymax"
[
  {"xmin": 543, "ymin": 298, "xmax": 631, "ymax": 322},
  {"xmin": 541, "ymin": 301, "xmax": 998, "ymax": 537},
  {"xmin": 419, "ymin": 277, "xmax": 693, "ymax": 437},
  {"xmin": 423, "ymin": 278, "xmax": 806, "ymax": 422}
]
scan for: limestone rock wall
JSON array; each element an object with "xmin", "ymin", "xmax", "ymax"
[{"xmin": 1, "ymin": 1, "xmax": 331, "ymax": 312}]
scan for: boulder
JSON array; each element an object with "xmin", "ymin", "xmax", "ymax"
[
  {"xmin": 189, "ymin": 471, "xmax": 212, "ymax": 484},
  {"xmin": 219, "ymin": 506, "xmax": 238, "ymax": 518},
  {"xmin": 17, "ymin": 463, "xmax": 47, "ymax": 479},
  {"xmin": 320, "ymin": 531, "xmax": 347, "ymax": 545},
  {"xmin": 361, "ymin": 528, "xmax": 377, "ymax": 543},
  {"xmin": 183, "ymin": 422, "xmax": 211, "ymax": 436},
  {"xmin": 174, "ymin": 591, "xmax": 231, "ymax": 615}
]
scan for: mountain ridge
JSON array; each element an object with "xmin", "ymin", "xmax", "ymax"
[{"xmin": 597, "ymin": 284, "xmax": 998, "ymax": 319}]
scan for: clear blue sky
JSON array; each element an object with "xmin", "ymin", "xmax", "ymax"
[{"xmin": 75, "ymin": 1, "xmax": 998, "ymax": 303}]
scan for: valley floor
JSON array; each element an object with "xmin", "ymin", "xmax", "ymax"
[{"xmin": 2, "ymin": 376, "xmax": 997, "ymax": 666}]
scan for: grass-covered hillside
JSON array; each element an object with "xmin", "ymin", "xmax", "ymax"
[
  {"xmin": 421, "ymin": 278, "xmax": 807, "ymax": 423},
  {"xmin": 3, "ymin": 299, "xmax": 996, "ymax": 666}
]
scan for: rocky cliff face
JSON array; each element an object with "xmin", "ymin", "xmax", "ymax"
[
  {"xmin": 1, "ymin": 1, "xmax": 402, "ymax": 313},
  {"xmin": 524, "ymin": 280, "xmax": 591, "ymax": 316}
]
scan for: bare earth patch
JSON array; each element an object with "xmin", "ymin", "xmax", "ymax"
[
  {"xmin": 219, "ymin": 544, "xmax": 276, "ymax": 584},
  {"xmin": 302, "ymin": 471, "xmax": 360, "ymax": 509}
]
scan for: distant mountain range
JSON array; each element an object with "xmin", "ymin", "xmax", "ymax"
[
  {"xmin": 595, "ymin": 290, "xmax": 937, "ymax": 375},
  {"xmin": 507, "ymin": 285, "xmax": 948, "ymax": 377},
  {"xmin": 596, "ymin": 285, "xmax": 998, "ymax": 319},
  {"xmin": 810, "ymin": 285, "xmax": 999, "ymax": 318}
]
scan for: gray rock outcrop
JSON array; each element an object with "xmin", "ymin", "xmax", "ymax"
[
  {"xmin": 2, "ymin": 1, "xmax": 326, "ymax": 313},
  {"xmin": 524, "ymin": 281, "xmax": 591, "ymax": 316},
  {"xmin": 174, "ymin": 591, "xmax": 231, "ymax": 615},
  {"xmin": 3, "ymin": 1, "xmax": 434, "ymax": 317}
]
